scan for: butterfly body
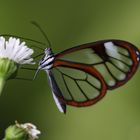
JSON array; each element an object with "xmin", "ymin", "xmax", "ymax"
[
  {"xmin": 39, "ymin": 48, "xmax": 54, "ymax": 70},
  {"xmin": 38, "ymin": 48, "xmax": 67, "ymax": 113},
  {"xmin": 38, "ymin": 40, "xmax": 140, "ymax": 113}
]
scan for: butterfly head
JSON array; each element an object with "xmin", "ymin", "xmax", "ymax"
[{"xmin": 44, "ymin": 48, "xmax": 53, "ymax": 56}]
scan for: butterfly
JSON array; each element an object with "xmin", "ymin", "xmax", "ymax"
[
  {"xmin": 2, "ymin": 22, "xmax": 140, "ymax": 114},
  {"xmin": 34, "ymin": 39, "xmax": 139, "ymax": 114}
]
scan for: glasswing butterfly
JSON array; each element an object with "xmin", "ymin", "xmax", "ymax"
[{"xmin": 2, "ymin": 22, "xmax": 140, "ymax": 114}]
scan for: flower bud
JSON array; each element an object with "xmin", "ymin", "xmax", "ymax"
[
  {"xmin": 3, "ymin": 121, "xmax": 41, "ymax": 140},
  {"xmin": 3, "ymin": 124, "xmax": 28, "ymax": 140}
]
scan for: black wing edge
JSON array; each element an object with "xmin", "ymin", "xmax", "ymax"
[{"xmin": 47, "ymin": 70, "xmax": 67, "ymax": 114}]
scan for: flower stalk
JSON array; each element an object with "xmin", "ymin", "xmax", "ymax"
[
  {"xmin": 0, "ymin": 58, "xmax": 18, "ymax": 95},
  {"xmin": 0, "ymin": 77, "xmax": 6, "ymax": 95}
]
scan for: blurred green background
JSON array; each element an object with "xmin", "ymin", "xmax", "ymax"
[{"xmin": 0, "ymin": 0, "xmax": 140, "ymax": 140}]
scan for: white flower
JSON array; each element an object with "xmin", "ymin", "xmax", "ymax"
[
  {"xmin": 0, "ymin": 36, "xmax": 35, "ymax": 95},
  {"xmin": 19, "ymin": 123, "xmax": 41, "ymax": 140},
  {"xmin": 0, "ymin": 36, "xmax": 35, "ymax": 64}
]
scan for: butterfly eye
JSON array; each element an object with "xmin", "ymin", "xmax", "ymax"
[{"xmin": 45, "ymin": 48, "xmax": 52, "ymax": 55}]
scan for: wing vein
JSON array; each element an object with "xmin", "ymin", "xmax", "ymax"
[
  {"xmin": 74, "ymin": 80, "xmax": 89, "ymax": 100},
  {"xmin": 85, "ymin": 73, "xmax": 100, "ymax": 90},
  {"xmin": 108, "ymin": 60, "xmax": 128, "ymax": 73},
  {"xmin": 108, "ymin": 55, "xmax": 131, "ymax": 67},
  {"xmin": 55, "ymin": 68, "xmax": 75, "ymax": 100},
  {"xmin": 118, "ymin": 52, "xmax": 130, "ymax": 58},
  {"xmin": 104, "ymin": 63, "xmax": 118, "ymax": 81},
  {"xmin": 62, "ymin": 74, "xmax": 75, "ymax": 101}
]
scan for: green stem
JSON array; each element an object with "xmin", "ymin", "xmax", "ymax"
[{"xmin": 0, "ymin": 77, "xmax": 6, "ymax": 95}]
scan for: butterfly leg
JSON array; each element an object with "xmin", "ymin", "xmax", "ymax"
[
  {"xmin": 14, "ymin": 77, "xmax": 33, "ymax": 81},
  {"xmin": 14, "ymin": 67, "xmax": 38, "ymax": 81}
]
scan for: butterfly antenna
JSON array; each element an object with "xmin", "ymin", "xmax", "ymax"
[
  {"xmin": 1, "ymin": 34, "xmax": 45, "ymax": 45},
  {"xmin": 31, "ymin": 21, "xmax": 52, "ymax": 48}
]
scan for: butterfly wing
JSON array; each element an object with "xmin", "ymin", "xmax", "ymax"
[
  {"xmin": 50, "ymin": 39, "xmax": 140, "ymax": 107},
  {"xmin": 51, "ymin": 62, "xmax": 107, "ymax": 107},
  {"xmin": 54, "ymin": 40, "xmax": 140, "ymax": 90}
]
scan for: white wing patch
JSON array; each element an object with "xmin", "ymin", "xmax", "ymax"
[
  {"xmin": 136, "ymin": 51, "xmax": 139, "ymax": 55},
  {"xmin": 104, "ymin": 42, "xmax": 120, "ymax": 59}
]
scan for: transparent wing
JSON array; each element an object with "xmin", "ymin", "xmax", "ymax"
[
  {"xmin": 51, "ymin": 63, "xmax": 107, "ymax": 107},
  {"xmin": 54, "ymin": 40, "xmax": 140, "ymax": 89}
]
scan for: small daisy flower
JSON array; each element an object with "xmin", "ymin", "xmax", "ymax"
[
  {"xmin": 0, "ymin": 36, "xmax": 35, "ymax": 94},
  {"xmin": 3, "ymin": 121, "xmax": 41, "ymax": 140}
]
